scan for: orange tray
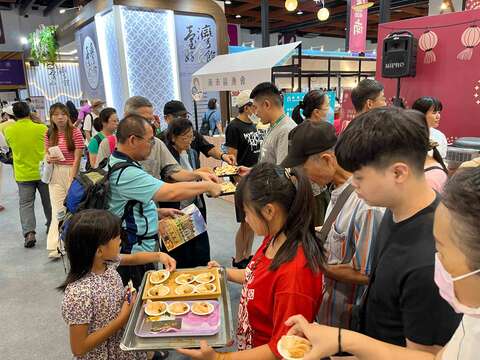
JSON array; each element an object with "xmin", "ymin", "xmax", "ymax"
[{"xmin": 142, "ymin": 267, "xmax": 221, "ymax": 301}]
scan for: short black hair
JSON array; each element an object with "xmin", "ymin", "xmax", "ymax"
[
  {"xmin": 166, "ymin": 117, "xmax": 193, "ymax": 143},
  {"xmin": 207, "ymin": 98, "xmax": 217, "ymax": 110},
  {"xmin": 351, "ymin": 79, "xmax": 384, "ymax": 112},
  {"xmin": 25, "ymin": 97, "xmax": 32, "ymax": 102},
  {"xmin": 250, "ymin": 82, "xmax": 283, "ymax": 107},
  {"xmin": 411, "ymin": 96, "xmax": 443, "ymax": 114},
  {"xmin": 335, "ymin": 107, "xmax": 429, "ymax": 174},
  {"xmin": 116, "ymin": 114, "xmax": 149, "ymax": 144},
  {"xmin": 12, "ymin": 101, "xmax": 30, "ymax": 118}
]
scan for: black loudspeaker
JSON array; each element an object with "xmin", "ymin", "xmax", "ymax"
[{"xmin": 382, "ymin": 31, "xmax": 417, "ymax": 78}]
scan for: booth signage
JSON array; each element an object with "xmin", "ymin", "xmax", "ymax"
[
  {"xmin": 348, "ymin": 0, "xmax": 368, "ymax": 53},
  {"xmin": 0, "ymin": 59, "xmax": 26, "ymax": 86}
]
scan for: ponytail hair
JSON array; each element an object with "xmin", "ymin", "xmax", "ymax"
[
  {"xmin": 237, "ymin": 162, "xmax": 326, "ymax": 272},
  {"xmin": 292, "ymin": 90, "xmax": 328, "ymax": 125}
]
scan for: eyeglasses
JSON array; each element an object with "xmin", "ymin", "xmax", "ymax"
[
  {"xmin": 174, "ymin": 112, "xmax": 190, "ymax": 120},
  {"xmin": 133, "ymin": 135, "xmax": 155, "ymax": 145}
]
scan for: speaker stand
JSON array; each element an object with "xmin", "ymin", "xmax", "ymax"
[{"xmin": 393, "ymin": 78, "xmax": 405, "ymax": 108}]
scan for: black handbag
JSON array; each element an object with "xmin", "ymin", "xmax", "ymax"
[{"xmin": 0, "ymin": 148, "xmax": 13, "ymax": 165}]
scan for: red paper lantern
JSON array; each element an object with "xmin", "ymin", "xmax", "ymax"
[
  {"xmin": 457, "ymin": 25, "xmax": 480, "ymax": 61},
  {"xmin": 419, "ymin": 30, "xmax": 438, "ymax": 64}
]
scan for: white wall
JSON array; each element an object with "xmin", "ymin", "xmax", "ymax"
[
  {"xmin": 0, "ymin": 9, "xmax": 74, "ymax": 52},
  {"xmin": 239, "ymin": 28, "xmax": 377, "ymax": 51}
]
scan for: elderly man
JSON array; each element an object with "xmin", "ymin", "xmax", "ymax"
[{"xmin": 96, "ymin": 96, "xmax": 217, "ymax": 183}]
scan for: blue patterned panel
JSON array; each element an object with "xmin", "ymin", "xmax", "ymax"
[{"xmin": 120, "ymin": 7, "xmax": 179, "ymax": 116}]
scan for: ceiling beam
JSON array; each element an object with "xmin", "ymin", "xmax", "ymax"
[
  {"xmin": 18, "ymin": 0, "xmax": 34, "ymax": 16},
  {"xmin": 43, "ymin": 0, "xmax": 66, "ymax": 17}
]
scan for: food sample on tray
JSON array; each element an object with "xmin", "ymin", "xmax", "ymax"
[
  {"xmin": 195, "ymin": 283, "xmax": 217, "ymax": 294},
  {"xmin": 144, "ymin": 300, "xmax": 167, "ymax": 317},
  {"xmin": 194, "ymin": 272, "xmax": 216, "ymax": 284},
  {"xmin": 221, "ymin": 181, "xmax": 236, "ymax": 194},
  {"xmin": 175, "ymin": 273, "xmax": 195, "ymax": 284},
  {"xmin": 277, "ymin": 335, "xmax": 312, "ymax": 359},
  {"xmin": 167, "ymin": 302, "xmax": 190, "ymax": 316},
  {"xmin": 191, "ymin": 301, "xmax": 215, "ymax": 316},
  {"xmin": 214, "ymin": 164, "xmax": 239, "ymax": 176},
  {"xmin": 159, "ymin": 203, "xmax": 207, "ymax": 252},
  {"xmin": 148, "ymin": 284, "xmax": 170, "ymax": 297},
  {"xmin": 175, "ymin": 284, "xmax": 195, "ymax": 295},
  {"xmin": 149, "ymin": 270, "xmax": 170, "ymax": 284}
]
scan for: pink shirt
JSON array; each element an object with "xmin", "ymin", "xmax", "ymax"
[
  {"xmin": 425, "ymin": 166, "xmax": 448, "ymax": 193},
  {"xmin": 45, "ymin": 128, "xmax": 84, "ymax": 165}
]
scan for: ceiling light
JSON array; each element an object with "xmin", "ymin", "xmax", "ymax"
[
  {"xmin": 235, "ymin": 14, "xmax": 242, "ymax": 18},
  {"xmin": 440, "ymin": 2, "xmax": 448, "ymax": 9},
  {"xmin": 59, "ymin": 6, "xmax": 81, "ymax": 14},
  {"xmin": 285, "ymin": 0, "xmax": 298, "ymax": 12},
  {"xmin": 317, "ymin": 7, "xmax": 330, "ymax": 21},
  {"xmin": 297, "ymin": 10, "xmax": 304, "ymax": 15},
  {"xmin": 353, "ymin": 2, "xmax": 374, "ymax": 11},
  {"xmin": 20, "ymin": 37, "xmax": 28, "ymax": 45},
  {"xmin": 225, "ymin": 0, "xmax": 232, "ymax": 4},
  {"xmin": 59, "ymin": 9, "xmax": 66, "ymax": 14}
]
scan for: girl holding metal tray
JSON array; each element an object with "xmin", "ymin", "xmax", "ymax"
[{"xmin": 178, "ymin": 163, "xmax": 326, "ymax": 360}]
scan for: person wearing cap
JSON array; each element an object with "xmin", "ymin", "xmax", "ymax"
[
  {"xmin": 159, "ymin": 100, "xmax": 236, "ymax": 165},
  {"xmin": 225, "ymin": 90, "xmax": 265, "ymax": 268},
  {"xmin": 82, "ymin": 99, "xmax": 105, "ymax": 143},
  {"xmin": 282, "ymin": 121, "xmax": 384, "ymax": 329}
]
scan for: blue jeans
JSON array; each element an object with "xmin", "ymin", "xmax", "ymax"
[{"xmin": 17, "ymin": 180, "xmax": 52, "ymax": 237}]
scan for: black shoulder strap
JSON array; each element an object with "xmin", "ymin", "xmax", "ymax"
[
  {"xmin": 318, "ymin": 184, "xmax": 355, "ymax": 244},
  {"xmin": 424, "ymin": 165, "xmax": 445, "ymax": 173},
  {"xmin": 204, "ymin": 111, "xmax": 215, "ymax": 124},
  {"xmin": 107, "ymin": 161, "xmax": 141, "ymax": 185}
]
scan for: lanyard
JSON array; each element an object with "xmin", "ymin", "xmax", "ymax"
[{"xmin": 268, "ymin": 114, "xmax": 287, "ymax": 134}]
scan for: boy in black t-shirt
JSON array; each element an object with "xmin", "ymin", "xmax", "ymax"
[
  {"xmin": 335, "ymin": 107, "xmax": 461, "ymax": 353},
  {"xmin": 225, "ymin": 91, "xmax": 265, "ymax": 268}
]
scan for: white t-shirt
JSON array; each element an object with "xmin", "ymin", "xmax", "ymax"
[
  {"xmin": 430, "ymin": 127, "xmax": 448, "ymax": 159},
  {"xmin": 83, "ymin": 113, "xmax": 99, "ymax": 138},
  {"xmin": 442, "ymin": 315, "xmax": 480, "ymax": 360}
]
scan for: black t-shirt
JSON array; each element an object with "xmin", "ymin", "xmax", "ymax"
[
  {"xmin": 224, "ymin": 118, "xmax": 262, "ymax": 167},
  {"xmin": 157, "ymin": 129, "xmax": 214, "ymax": 157},
  {"xmin": 364, "ymin": 195, "xmax": 461, "ymax": 347}
]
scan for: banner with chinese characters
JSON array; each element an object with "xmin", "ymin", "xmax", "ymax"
[
  {"xmin": 75, "ymin": 21, "xmax": 106, "ymax": 102},
  {"xmin": 175, "ymin": 14, "xmax": 219, "ymax": 117},
  {"xmin": 348, "ymin": 0, "xmax": 368, "ymax": 53}
]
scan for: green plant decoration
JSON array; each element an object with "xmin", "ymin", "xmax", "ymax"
[{"xmin": 28, "ymin": 25, "xmax": 59, "ymax": 64}]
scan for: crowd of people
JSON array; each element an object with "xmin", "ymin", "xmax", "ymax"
[{"xmin": 0, "ymin": 77, "xmax": 478, "ymax": 360}]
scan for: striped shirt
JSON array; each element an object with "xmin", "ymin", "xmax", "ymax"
[
  {"xmin": 44, "ymin": 128, "xmax": 84, "ymax": 165},
  {"xmin": 317, "ymin": 178, "xmax": 385, "ymax": 328}
]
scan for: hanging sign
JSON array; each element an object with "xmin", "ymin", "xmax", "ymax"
[{"xmin": 348, "ymin": 0, "xmax": 368, "ymax": 53}]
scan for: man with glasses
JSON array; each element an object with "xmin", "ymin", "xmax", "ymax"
[
  {"xmin": 158, "ymin": 100, "xmax": 236, "ymax": 165},
  {"xmin": 95, "ymin": 97, "xmax": 219, "ymax": 184}
]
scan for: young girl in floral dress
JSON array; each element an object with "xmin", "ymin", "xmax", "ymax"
[{"xmin": 59, "ymin": 209, "xmax": 176, "ymax": 359}]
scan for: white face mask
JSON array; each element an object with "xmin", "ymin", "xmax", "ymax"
[
  {"xmin": 434, "ymin": 253, "xmax": 480, "ymax": 318},
  {"xmin": 248, "ymin": 114, "xmax": 259, "ymax": 123}
]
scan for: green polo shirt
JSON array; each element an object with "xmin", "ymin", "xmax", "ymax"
[{"xmin": 4, "ymin": 118, "xmax": 48, "ymax": 182}]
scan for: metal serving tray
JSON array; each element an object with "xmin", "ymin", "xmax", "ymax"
[{"xmin": 120, "ymin": 267, "xmax": 234, "ymax": 351}]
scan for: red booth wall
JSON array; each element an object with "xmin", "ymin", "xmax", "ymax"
[{"xmin": 376, "ymin": 9, "xmax": 480, "ymax": 142}]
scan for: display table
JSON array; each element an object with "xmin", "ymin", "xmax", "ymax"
[{"xmin": 200, "ymin": 135, "xmax": 234, "ymax": 204}]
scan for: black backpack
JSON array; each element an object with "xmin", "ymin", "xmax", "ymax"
[
  {"xmin": 200, "ymin": 111, "xmax": 215, "ymax": 136},
  {"xmin": 60, "ymin": 159, "xmax": 150, "ymax": 254}
]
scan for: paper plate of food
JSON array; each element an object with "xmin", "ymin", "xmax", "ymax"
[
  {"xmin": 175, "ymin": 284, "xmax": 196, "ymax": 296},
  {"xmin": 195, "ymin": 283, "xmax": 217, "ymax": 294},
  {"xmin": 167, "ymin": 302, "xmax": 191, "ymax": 316},
  {"xmin": 149, "ymin": 270, "xmax": 170, "ymax": 284},
  {"xmin": 175, "ymin": 273, "xmax": 195, "ymax": 285},
  {"xmin": 144, "ymin": 300, "xmax": 168, "ymax": 317},
  {"xmin": 277, "ymin": 335, "xmax": 312, "ymax": 360},
  {"xmin": 191, "ymin": 301, "xmax": 215, "ymax": 316},
  {"xmin": 147, "ymin": 284, "xmax": 170, "ymax": 298},
  {"xmin": 194, "ymin": 272, "xmax": 216, "ymax": 284},
  {"xmin": 214, "ymin": 164, "xmax": 239, "ymax": 177}
]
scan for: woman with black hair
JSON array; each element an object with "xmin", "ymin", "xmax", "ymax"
[
  {"xmin": 412, "ymin": 96, "xmax": 448, "ymax": 158},
  {"xmin": 162, "ymin": 117, "xmax": 212, "ymax": 268},
  {"xmin": 179, "ymin": 162, "xmax": 325, "ymax": 360},
  {"xmin": 291, "ymin": 90, "xmax": 330, "ymax": 125},
  {"xmin": 65, "ymin": 101, "xmax": 79, "ymax": 126},
  {"xmin": 87, "ymin": 107, "xmax": 118, "ymax": 167},
  {"xmin": 406, "ymin": 109, "xmax": 449, "ymax": 192}
]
